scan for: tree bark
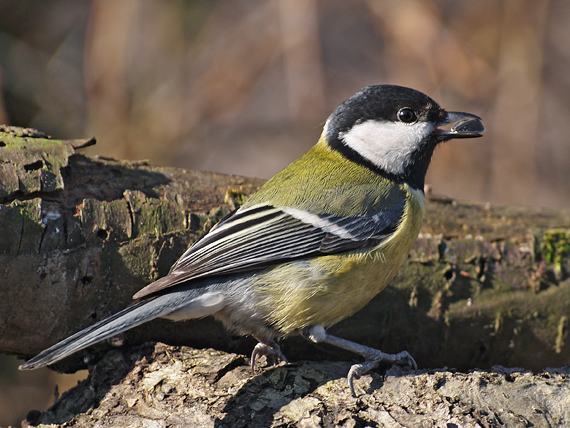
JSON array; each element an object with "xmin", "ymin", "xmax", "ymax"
[
  {"xmin": 22, "ymin": 343, "xmax": 570, "ymax": 427},
  {"xmin": 0, "ymin": 126, "xmax": 265, "ymax": 371},
  {"xmin": 2, "ymin": 126, "xmax": 570, "ymax": 386}
]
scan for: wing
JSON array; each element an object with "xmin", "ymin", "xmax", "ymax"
[{"xmin": 133, "ymin": 201, "xmax": 404, "ymax": 299}]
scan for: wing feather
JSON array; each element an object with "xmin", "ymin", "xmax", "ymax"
[{"xmin": 133, "ymin": 201, "xmax": 404, "ymax": 299}]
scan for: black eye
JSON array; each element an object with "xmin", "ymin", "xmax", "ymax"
[{"xmin": 397, "ymin": 108, "xmax": 417, "ymax": 123}]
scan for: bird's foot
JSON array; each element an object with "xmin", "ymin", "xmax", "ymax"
[
  {"xmin": 250, "ymin": 341, "xmax": 288, "ymax": 373},
  {"xmin": 303, "ymin": 325, "xmax": 417, "ymax": 397},
  {"xmin": 347, "ymin": 349, "xmax": 416, "ymax": 396}
]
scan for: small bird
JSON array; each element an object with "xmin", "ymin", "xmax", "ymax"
[{"xmin": 20, "ymin": 85, "xmax": 484, "ymax": 395}]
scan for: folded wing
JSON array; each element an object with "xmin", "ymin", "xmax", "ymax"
[{"xmin": 133, "ymin": 201, "xmax": 404, "ymax": 299}]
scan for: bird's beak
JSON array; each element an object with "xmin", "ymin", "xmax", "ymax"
[{"xmin": 436, "ymin": 111, "xmax": 485, "ymax": 139}]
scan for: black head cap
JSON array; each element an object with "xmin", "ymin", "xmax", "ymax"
[
  {"xmin": 325, "ymin": 85, "xmax": 481, "ymax": 190},
  {"xmin": 327, "ymin": 85, "xmax": 445, "ymax": 139}
]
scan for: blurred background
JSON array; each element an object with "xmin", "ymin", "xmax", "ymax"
[{"xmin": 1, "ymin": 0, "xmax": 569, "ymax": 425}]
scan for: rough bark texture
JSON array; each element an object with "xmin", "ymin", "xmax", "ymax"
[
  {"xmin": 23, "ymin": 343, "xmax": 570, "ymax": 428},
  {"xmin": 2, "ymin": 127, "xmax": 570, "ymax": 426},
  {"xmin": 0, "ymin": 126, "xmax": 265, "ymax": 371}
]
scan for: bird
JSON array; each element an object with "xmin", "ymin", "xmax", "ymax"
[{"xmin": 19, "ymin": 85, "xmax": 484, "ymax": 396}]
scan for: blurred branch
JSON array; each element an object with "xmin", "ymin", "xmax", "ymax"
[
  {"xmin": 277, "ymin": 0, "xmax": 325, "ymax": 124},
  {"xmin": 365, "ymin": 0, "xmax": 495, "ymax": 96},
  {"xmin": 0, "ymin": 70, "xmax": 9, "ymax": 125},
  {"xmin": 84, "ymin": 0, "xmax": 136, "ymax": 159},
  {"xmin": 184, "ymin": 1, "xmax": 281, "ymax": 126},
  {"xmin": 489, "ymin": 0, "xmax": 549, "ymax": 203}
]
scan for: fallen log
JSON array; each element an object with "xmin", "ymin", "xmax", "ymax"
[{"xmin": 1, "ymin": 125, "xmax": 569, "ymax": 376}]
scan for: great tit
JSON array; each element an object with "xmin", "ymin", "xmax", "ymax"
[{"xmin": 20, "ymin": 85, "xmax": 484, "ymax": 395}]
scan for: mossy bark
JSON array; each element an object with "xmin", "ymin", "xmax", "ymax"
[
  {"xmin": 0, "ymin": 126, "xmax": 264, "ymax": 372},
  {"xmin": 1, "ymin": 126, "xmax": 570, "ymax": 376}
]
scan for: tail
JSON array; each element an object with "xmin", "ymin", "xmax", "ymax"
[{"xmin": 19, "ymin": 291, "xmax": 192, "ymax": 370}]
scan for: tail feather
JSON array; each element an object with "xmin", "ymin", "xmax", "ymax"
[{"xmin": 19, "ymin": 294, "xmax": 183, "ymax": 370}]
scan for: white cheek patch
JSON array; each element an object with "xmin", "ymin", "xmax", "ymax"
[{"xmin": 339, "ymin": 120, "xmax": 434, "ymax": 175}]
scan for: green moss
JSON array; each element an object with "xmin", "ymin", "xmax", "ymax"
[
  {"xmin": 118, "ymin": 238, "xmax": 155, "ymax": 285},
  {"xmin": 0, "ymin": 199, "xmax": 43, "ymax": 254},
  {"xmin": 80, "ymin": 198, "xmax": 132, "ymax": 243},
  {"xmin": 0, "ymin": 132, "xmax": 75, "ymax": 196},
  {"xmin": 555, "ymin": 315, "xmax": 567, "ymax": 354},
  {"xmin": 542, "ymin": 229, "xmax": 570, "ymax": 277},
  {"xmin": 202, "ymin": 206, "xmax": 231, "ymax": 233},
  {"xmin": 134, "ymin": 198, "xmax": 185, "ymax": 236},
  {"xmin": 224, "ymin": 188, "xmax": 248, "ymax": 210}
]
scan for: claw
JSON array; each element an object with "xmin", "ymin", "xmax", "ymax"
[
  {"xmin": 250, "ymin": 343, "xmax": 268, "ymax": 373},
  {"xmin": 347, "ymin": 364, "xmax": 362, "ymax": 397},
  {"xmin": 250, "ymin": 341, "xmax": 288, "ymax": 373},
  {"xmin": 397, "ymin": 350, "xmax": 417, "ymax": 370},
  {"xmin": 347, "ymin": 351, "xmax": 417, "ymax": 396}
]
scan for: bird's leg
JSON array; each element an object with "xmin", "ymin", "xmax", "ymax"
[
  {"xmin": 304, "ymin": 325, "xmax": 417, "ymax": 396},
  {"xmin": 250, "ymin": 337, "xmax": 288, "ymax": 373}
]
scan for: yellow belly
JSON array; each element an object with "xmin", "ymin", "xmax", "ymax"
[{"xmin": 255, "ymin": 185, "xmax": 426, "ymax": 334}]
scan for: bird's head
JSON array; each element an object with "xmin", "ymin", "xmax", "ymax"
[{"xmin": 325, "ymin": 85, "xmax": 484, "ymax": 190}]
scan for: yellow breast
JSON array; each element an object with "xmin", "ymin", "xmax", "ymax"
[{"xmin": 256, "ymin": 184, "xmax": 426, "ymax": 334}]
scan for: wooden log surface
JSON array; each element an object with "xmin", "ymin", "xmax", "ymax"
[
  {"xmin": 1, "ymin": 125, "xmax": 570, "ymax": 375},
  {"xmin": 22, "ymin": 343, "xmax": 570, "ymax": 428}
]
